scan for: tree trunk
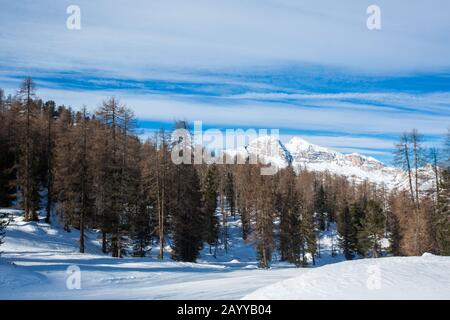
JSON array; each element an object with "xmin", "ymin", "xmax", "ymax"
[
  {"xmin": 221, "ymin": 191, "xmax": 227, "ymax": 253},
  {"xmin": 45, "ymin": 107, "xmax": 52, "ymax": 224},
  {"xmin": 404, "ymin": 143, "xmax": 415, "ymax": 205},
  {"xmin": 24, "ymin": 88, "xmax": 31, "ymax": 221},
  {"xmin": 413, "ymin": 139, "xmax": 420, "ymax": 209},
  {"xmin": 102, "ymin": 231, "xmax": 107, "ymax": 253},
  {"xmin": 79, "ymin": 211, "xmax": 85, "ymax": 253}
]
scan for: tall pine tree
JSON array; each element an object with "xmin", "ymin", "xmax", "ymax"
[
  {"xmin": 358, "ymin": 200, "xmax": 385, "ymax": 258},
  {"xmin": 202, "ymin": 164, "xmax": 220, "ymax": 256},
  {"xmin": 17, "ymin": 78, "xmax": 40, "ymax": 221}
]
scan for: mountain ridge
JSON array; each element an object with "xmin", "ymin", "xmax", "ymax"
[{"xmin": 224, "ymin": 135, "xmax": 435, "ymax": 190}]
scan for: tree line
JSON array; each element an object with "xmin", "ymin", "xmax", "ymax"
[{"xmin": 0, "ymin": 78, "xmax": 449, "ymax": 267}]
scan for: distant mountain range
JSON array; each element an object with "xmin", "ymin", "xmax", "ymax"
[{"xmin": 224, "ymin": 136, "xmax": 435, "ymax": 191}]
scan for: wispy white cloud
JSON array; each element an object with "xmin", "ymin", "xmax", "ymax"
[
  {"xmin": 1, "ymin": 0, "xmax": 450, "ymax": 75},
  {"xmin": 227, "ymin": 92, "xmax": 450, "ymax": 115},
  {"xmin": 27, "ymin": 87, "xmax": 449, "ymax": 137}
]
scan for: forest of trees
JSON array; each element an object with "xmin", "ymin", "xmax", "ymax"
[{"xmin": 0, "ymin": 78, "xmax": 449, "ymax": 267}]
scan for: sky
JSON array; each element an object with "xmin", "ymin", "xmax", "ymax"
[{"xmin": 1, "ymin": 0, "xmax": 449, "ymax": 164}]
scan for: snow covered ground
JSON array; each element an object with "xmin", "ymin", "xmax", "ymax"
[
  {"xmin": 244, "ymin": 254, "xmax": 450, "ymax": 300},
  {"xmin": 1, "ymin": 209, "xmax": 449, "ymax": 300},
  {"xmin": 0, "ymin": 209, "xmax": 304, "ymax": 299}
]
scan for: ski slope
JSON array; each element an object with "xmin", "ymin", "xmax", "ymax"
[
  {"xmin": 244, "ymin": 253, "xmax": 450, "ymax": 300},
  {"xmin": 1, "ymin": 209, "xmax": 449, "ymax": 300},
  {"xmin": 0, "ymin": 209, "xmax": 304, "ymax": 299}
]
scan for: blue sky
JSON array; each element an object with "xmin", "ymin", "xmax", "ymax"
[{"xmin": 1, "ymin": 0, "xmax": 449, "ymax": 163}]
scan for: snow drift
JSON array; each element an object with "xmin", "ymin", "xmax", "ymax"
[{"xmin": 244, "ymin": 254, "xmax": 450, "ymax": 300}]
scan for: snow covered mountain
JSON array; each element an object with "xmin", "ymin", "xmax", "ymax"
[{"xmin": 224, "ymin": 136, "xmax": 434, "ymax": 190}]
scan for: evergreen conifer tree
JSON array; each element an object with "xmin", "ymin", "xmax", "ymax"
[{"xmin": 358, "ymin": 200, "xmax": 385, "ymax": 258}]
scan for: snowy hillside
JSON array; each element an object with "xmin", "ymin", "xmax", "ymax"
[
  {"xmin": 225, "ymin": 136, "xmax": 435, "ymax": 190},
  {"xmin": 244, "ymin": 253, "xmax": 450, "ymax": 300},
  {"xmin": 0, "ymin": 209, "xmax": 303, "ymax": 299},
  {"xmin": 1, "ymin": 209, "xmax": 449, "ymax": 299}
]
